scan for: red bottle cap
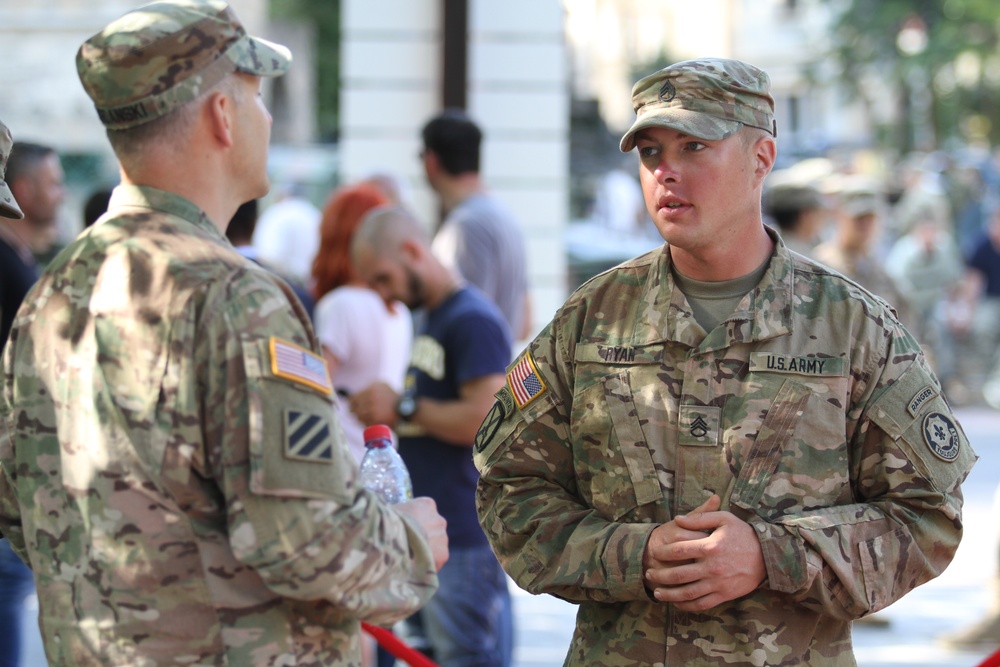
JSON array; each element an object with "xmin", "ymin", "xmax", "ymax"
[{"xmin": 363, "ymin": 424, "xmax": 393, "ymax": 443}]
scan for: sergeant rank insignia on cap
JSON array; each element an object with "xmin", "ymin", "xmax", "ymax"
[
  {"xmin": 507, "ymin": 351, "xmax": 546, "ymax": 409},
  {"xmin": 270, "ymin": 338, "xmax": 332, "ymax": 395}
]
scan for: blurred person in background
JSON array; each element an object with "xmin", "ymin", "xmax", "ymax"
[
  {"xmin": 421, "ymin": 109, "xmax": 532, "ymax": 342},
  {"xmin": 0, "ymin": 118, "xmax": 41, "ymax": 667},
  {"xmin": 4, "ymin": 142, "xmax": 65, "ymax": 269},
  {"xmin": 309, "ymin": 182, "xmax": 411, "ymax": 667},
  {"xmin": 0, "ymin": 140, "xmax": 57, "ymax": 349},
  {"xmin": 309, "ymin": 182, "xmax": 410, "ymax": 464},
  {"xmin": 225, "ymin": 199, "xmax": 315, "ymax": 318},
  {"xmin": 884, "ymin": 211, "xmax": 965, "ymax": 396},
  {"xmin": 944, "ymin": 156, "xmax": 988, "ymax": 257},
  {"xmin": 949, "ymin": 204, "xmax": 1000, "ymax": 408},
  {"xmin": 814, "ymin": 184, "xmax": 912, "ymax": 327},
  {"xmin": 350, "ymin": 205, "xmax": 514, "ymax": 667},
  {"xmin": 762, "ymin": 182, "xmax": 826, "ymax": 257},
  {"xmin": 252, "ymin": 182, "xmax": 321, "ymax": 285},
  {"xmin": 890, "ymin": 153, "xmax": 952, "ymax": 249},
  {"xmin": 362, "ymin": 171, "xmax": 412, "ymax": 209},
  {"xmin": 592, "ymin": 163, "xmax": 647, "ymax": 234}
]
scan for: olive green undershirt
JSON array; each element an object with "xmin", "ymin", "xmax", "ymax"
[{"xmin": 672, "ymin": 257, "xmax": 770, "ymax": 332}]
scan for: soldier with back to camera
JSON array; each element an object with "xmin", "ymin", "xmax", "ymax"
[{"xmin": 0, "ymin": 2, "xmax": 447, "ymax": 665}]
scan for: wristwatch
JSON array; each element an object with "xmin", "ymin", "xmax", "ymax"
[{"xmin": 397, "ymin": 393, "xmax": 418, "ymax": 422}]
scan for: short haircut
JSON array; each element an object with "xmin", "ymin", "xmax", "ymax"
[
  {"xmin": 421, "ymin": 109, "xmax": 482, "ymax": 175},
  {"xmin": 352, "ymin": 205, "xmax": 429, "ymax": 260},
  {"xmin": 106, "ymin": 73, "xmax": 243, "ymax": 168},
  {"xmin": 739, "ymin": 124, "xmax": 770, "ymax": 149},
  {"xmin": 6, "ymin": 142, "xmax": 57, "ymax": 186}
]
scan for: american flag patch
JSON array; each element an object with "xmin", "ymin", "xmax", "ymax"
[
  {"xmin": 270, "ymin": 338, "xmax": 332, "ymax": 395},
  {"xmin": 507, "ymin": 352, "xmax": 546, "ymax": 409}
]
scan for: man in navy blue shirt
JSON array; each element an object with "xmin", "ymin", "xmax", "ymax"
[
  {"xmin": 949, "ymin": 206, "xmax": 1000, "ymax": 405},
  {"xmin": 349, "ymin": 205, "xmax": 514, "ymax": 667}
]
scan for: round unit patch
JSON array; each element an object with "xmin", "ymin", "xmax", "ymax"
[
  {"xmin": 922, "ymin": 411, "xmax": 961, "ymax": 462},
  {"xmin": 475, "ymin": 400, "xmax": 507, "ymax": 453}
]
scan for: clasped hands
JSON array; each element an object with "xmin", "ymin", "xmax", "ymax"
[{"xmin": 641, "ymin": 494, "xmax": 767, "ymax": 611}]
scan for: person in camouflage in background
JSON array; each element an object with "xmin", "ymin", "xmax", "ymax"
[
  {"xmin": 0, "ymin": 118, "xmax": 37, "ymax": 667},
  {"xmin": 474, "ymin": 58, "xmax": 977, "ymax": 666},
  {"xmin": 0, "ymin": 1, "xmax": 448, "ymax": 666}
]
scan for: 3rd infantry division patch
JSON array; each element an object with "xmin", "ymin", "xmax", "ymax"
[{"xmin": 284, "ymin": 410, "xmax": 334, "ymax": 462}]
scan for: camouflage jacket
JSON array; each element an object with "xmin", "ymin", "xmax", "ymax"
[
  {"xmin": 0, "ymin": 186, "xmax": 438, "ymax": 667},
  {"xmin": 475, "ymin": 235, "xmax": 976, "ymax": 666}
]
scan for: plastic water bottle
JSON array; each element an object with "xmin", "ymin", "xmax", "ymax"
[{"xmin": 358, "ymin": 424, "xmax": 413, "ymax": 504}]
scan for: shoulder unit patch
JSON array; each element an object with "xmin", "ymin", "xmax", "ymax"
[
  {"xmin": 284, "ymin": 410, "xmax": 334, "ymax": 463},
  {"xmin": 922, "ymin": 411, "xmax": 961, "ymax": 462}
]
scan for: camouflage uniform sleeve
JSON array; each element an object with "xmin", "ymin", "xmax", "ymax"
[
  {"xmin": 475, "ymin": 317, "xmax": 656, "ymax": 603},
  {"xmin": 0, "ymin": 348, "xmax": 27, "ymax": 561},
  {"xmin": 750, "ymin": 325, "xmax": 977, "ymax": 619},
  {"xmin": 198, "ymin": 271, "xmax": 438, "ymax": 625}
]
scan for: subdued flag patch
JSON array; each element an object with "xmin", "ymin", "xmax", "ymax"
[
  {"xmin": 270, "ymin": 337, "xmax": 332, "ymax": 394},
  {"xmin": 507, "ymin": 351, "xmax": 546, "ymax": 409},
  {"xmin": 284, "ymin": 410, "xmax": 334, "ymax": 462}
]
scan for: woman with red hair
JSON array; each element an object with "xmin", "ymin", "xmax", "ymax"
[{"xmin": 311, "ymin": 182, "xmax": 412, "ymax": 463}]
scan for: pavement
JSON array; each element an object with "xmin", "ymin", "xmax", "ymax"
[
  {"xmin": 509, "ymin": 405, "xmax": 1000, "ymax": 667},
  {"xmin": 11, "ymin": 406, "xmax": 1000, "ymax": 667}
]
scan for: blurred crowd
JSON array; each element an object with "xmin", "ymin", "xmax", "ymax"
[{"xmin": 761, "ymin": 146, "xmax": 1000, "ymax": 409}]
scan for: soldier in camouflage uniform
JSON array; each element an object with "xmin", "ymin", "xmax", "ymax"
[
  {"xmin": 474, "ymin": 58, "xmax": 977, "ymax": 666},
  {"xmin": 0, "ymin": 117, "xmax": 37, "ymax": 667},
  {"xmin": 0, "ymin": 2, "xmax": 447, "ymax": 666}
]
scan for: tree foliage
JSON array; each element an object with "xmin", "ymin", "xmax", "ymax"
[
  {"xmin": 270, "ymin": 0, "xmax": 341, "ymax": 142},
  {"xmin": 826, "ymin": 0, "xmax": 1000, "ymax": 151}
]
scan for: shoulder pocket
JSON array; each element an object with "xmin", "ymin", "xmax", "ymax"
[
  {"xmin": 242, "ymin": 338, "xmax": 355, "ymax": 501},
  {"xmin": 867, "ymin": 359, "xmax": 976, "ymax": 491}
]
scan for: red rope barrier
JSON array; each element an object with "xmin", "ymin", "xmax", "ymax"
[
  {"xmin": 977, "ymin": 647, "xmax": 1000, "ymax": 667},
  {"xmin": 361, "ymin": 622, "xmax": 440, "ymax": 667},
  {"xmin": 366, "ymin": 619, "xmax": 998, "ymax": 667}
]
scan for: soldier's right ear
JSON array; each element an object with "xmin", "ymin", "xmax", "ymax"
[{"xmin": 206, "ymin": 89, "xmax": 236, "ymax": 148}]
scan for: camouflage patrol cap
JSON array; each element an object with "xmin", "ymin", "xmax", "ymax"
[
  {"xmin": 839, "ymin": 185, "xmax": 882, "ymax": 218},
  {"xmin": 0, "ymin": 120, "xmax": 24, "ymax": 220},
  {"xmin": 620, "ymin": 58, "xmax": 776, "ymax": 152},
  {"xmin": 765, "ymin": 183, "xmax": 824, "ymax": 215},
  {"xmin": 76, "ymin": 0, "xmax": 291, "ymax": 130}
]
